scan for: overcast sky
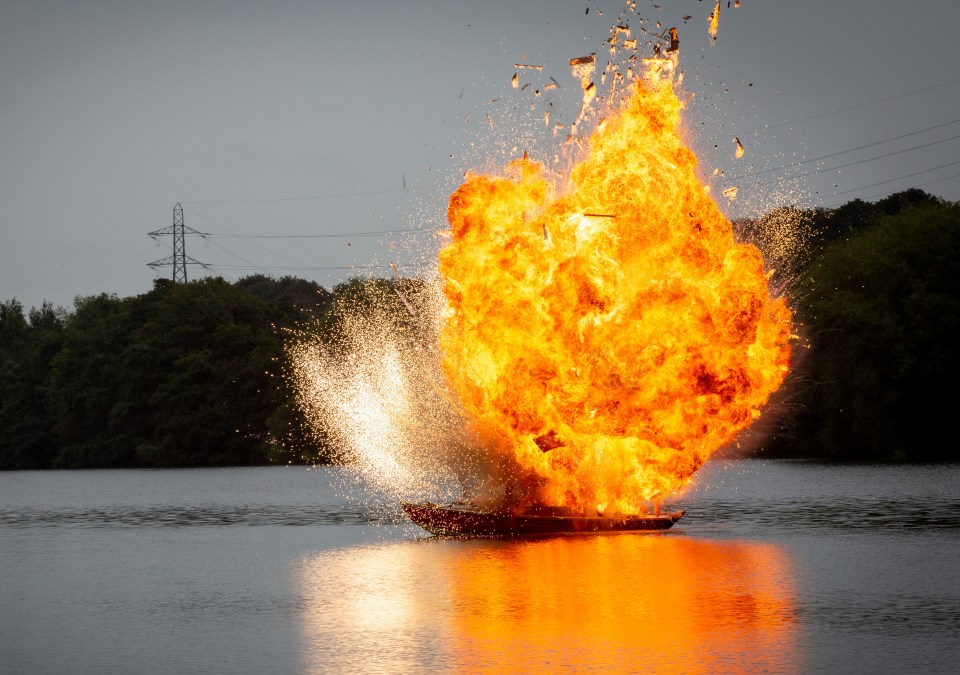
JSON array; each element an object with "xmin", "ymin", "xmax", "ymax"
[{"xmin": 2, "ymin": 0, "xmax": 959, "ymax": 311}]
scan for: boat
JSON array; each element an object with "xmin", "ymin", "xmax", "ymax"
[{"xmin": 401, "ymin": 500, "xmax": 685, "ymax": 537}]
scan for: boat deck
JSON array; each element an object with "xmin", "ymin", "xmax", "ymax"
[{"xmin": 402, "ymin": 501, "xmax": 684, "ymax": 537}]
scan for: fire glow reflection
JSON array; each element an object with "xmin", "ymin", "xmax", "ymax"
[{"xmin": 298, "ymin": 536, "xmax": 798, "ymax": 673}]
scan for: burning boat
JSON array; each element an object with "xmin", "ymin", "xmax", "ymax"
[{"xmin": 402, "ymin": 501, "xmax": 684, "ymax": 537}]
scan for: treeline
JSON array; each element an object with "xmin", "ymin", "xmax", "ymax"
[
  {"xmin": 2, "ymin": 189, "xmax": 958, "ymax": 468},
  {"xmin": 0, "ymin": 275, "xmax": 425, "ymax": 469},
  {"xmin": 747, "ymin": 189, "xmax": 960, "ymax": 461}
]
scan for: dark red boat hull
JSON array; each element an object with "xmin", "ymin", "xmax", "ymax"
[{"xmin": 401, "ymin": 501, "xmax": 684, "ymax": 537}]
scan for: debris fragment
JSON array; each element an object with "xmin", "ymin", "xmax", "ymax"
[
  {"xmin": 514, "ymin": 63, "xmax": 545, "ymax": 70},
  {"xmin": 709, "ymin": 1, "xmax": 720, "ymax": 39},
  {"xmin": 512, "ymin": 72, "xmax": 519, "ymax": 88},
  {"xmin": 733, "ymin": 136, "xmax": 745, "ymax": 158},
  {"xmin": 534, "ymin": 430, "xmax": 564, "ymax": 452},
  {"xmin": 393, "ymin": 287, "xmax": 417, "ymax": 317},
  {"xmin": 722, "ymin": 186, "xmax": 739, "ymax": 202},
  {"xmin": 486, "ymin": 113, "xmax": 494, "ymax": 130},
  {"xmin": 583, "ymin": 81, "xmax": 596, "ymax": 105},
  {"xmin": 570, "ymin": 54, "xmax": 597, "ymax": 81},
  {"xmin": 667, "ymin": 27, "xmax": 679, "ymax": 53}
]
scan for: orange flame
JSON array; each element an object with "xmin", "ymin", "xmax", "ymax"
[{"xmin": 438, "ymin": 69, "xmax": 792, "ymax": 514}]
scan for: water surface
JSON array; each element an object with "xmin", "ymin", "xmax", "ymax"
[{"xmin": 1, "ymin": 461, "xmax": 958, "ymax": 674}]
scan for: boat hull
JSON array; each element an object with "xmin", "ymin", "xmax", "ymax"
[{"xmin": 401, "ymin": 501, "xmax": 684, "ymax": 537}]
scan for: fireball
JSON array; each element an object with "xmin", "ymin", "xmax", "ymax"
[{"xmin": 438, "ymin": 63, "xmax": 792, "ymax": 514}]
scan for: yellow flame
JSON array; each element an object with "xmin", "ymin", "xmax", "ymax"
[{"xmin": 438, "ymin": 67, "xmax": 792, "ymax": 513}]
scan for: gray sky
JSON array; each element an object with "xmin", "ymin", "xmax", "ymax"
[{"xmin": 3, "ymin": 0, "xmax": 959, "ymax": 312}]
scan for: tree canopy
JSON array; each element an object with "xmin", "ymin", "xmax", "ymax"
[
  {"xmin": 2, "ymin": 190, "xmax": 958, "ymax": 468},
  {"xmin": 763, "ymin": 194, "xmax": 959, "ymax": 460}
]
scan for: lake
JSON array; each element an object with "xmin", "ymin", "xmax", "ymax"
[{"xmin": 1, "ymin": 460, "xmax": 958, "ymax": 674}]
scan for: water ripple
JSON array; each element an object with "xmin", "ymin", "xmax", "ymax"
[
  {"xmin": 0, "ymin": 504, "xmax": 404, "ymax": 528},
  {"xmin": 681, "ymin": 496, "xmax": 960, "ymax": 532}
]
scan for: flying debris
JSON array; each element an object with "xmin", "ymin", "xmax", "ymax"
[
  {"xmin": 709, "ymin": 1, "xmax": 721, "ymax": 39},
  {"xmin": 667, "ymin": 27, "xmax": 679, "ymax": 54},
  {"xmin": 512, "ymin": 72, "xmax": 519, "ymax": 88},
  {"xmin": 392, "ymin": 287, "xmax": 417, "ymax": 317},
  {"xmin": 723, "ymin": 186, "xmax": 739, "ymax": 202},
  {"xmin": 514, "ymin": 63, "xmax": 545, "ymax": 70},
  {"xmin": 534, "ymin": 429, "xmax": 564, "ymax": 452},
  {"xmin": 570, "ymin": 54, "xmax": 598, "ymax": 124},
  {"xmin": 486, "ymin": 113, "xmax": 494, "ymax": 130},
  {"xmin": 570, "ymin": 54, "xmax": 597, "ymax": 78},
  {"xmin": 734, "ymin": 137, "xmax": 745, "ymax": 158}
]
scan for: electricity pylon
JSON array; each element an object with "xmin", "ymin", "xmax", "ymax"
[{"xmin": 148, "ymin": 203, "xmax": 207, "ymax": 283}]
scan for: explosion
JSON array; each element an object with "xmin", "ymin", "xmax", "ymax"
[
  {"xmin": 291, "ymin": 7, "xmax": 792, "ymax": 518},
  {"xmin": 437, "ymin": 65, "xmax": 792, "ymax": 515}
]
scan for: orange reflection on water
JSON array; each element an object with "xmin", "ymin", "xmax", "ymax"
[{"xmin": 298, "ymin": 534, "xmax": 798, "ymax": 673}]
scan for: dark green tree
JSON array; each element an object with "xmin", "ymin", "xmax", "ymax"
[
  {"xmin": 0, "ymin": 300, "xmax": 66, "ymax": 467},
  {"xmin": 792, "ymin": 201, "xmax": 960, "ymax": 460}
]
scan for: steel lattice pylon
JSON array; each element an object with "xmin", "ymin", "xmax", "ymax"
[{"xmin": 148, "ymin": 203, "xmax": 207, "ymax": 283}]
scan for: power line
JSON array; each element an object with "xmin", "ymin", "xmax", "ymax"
[
  {"xmin": 199, "ymin": 228, "xmax": 431, "ymax": 239},
  {"xmin": 182, "ymin": 205, "xmax": 314, "ymax": 274},
  {"xmin": 728, "ymin": 117, "xmax": 960, "ymax": 182},
  {"xmin": 181, "ymin": 185, "xmax": 421, "ymax": 205},
  {"xmin": 204, "ymin": 264, "xmax": 391, "ymax": 271},
  {"xmin": 740, "ymin": 76, "xmax": 960, "ymax": 136},
  {"xmin": 843, "ymin": 174, "xmax": 960, "ymax": 205},
  {"xmin": 752, "ymin": 134, "xmax": 960, "ymax": 188},
  {"xmin": 176, "ymin": 205, "xmax": 408, "ymax": 279},
  {"xmin": 819, "ymin": 159, "xmax": 960, "ymax": 204}
]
